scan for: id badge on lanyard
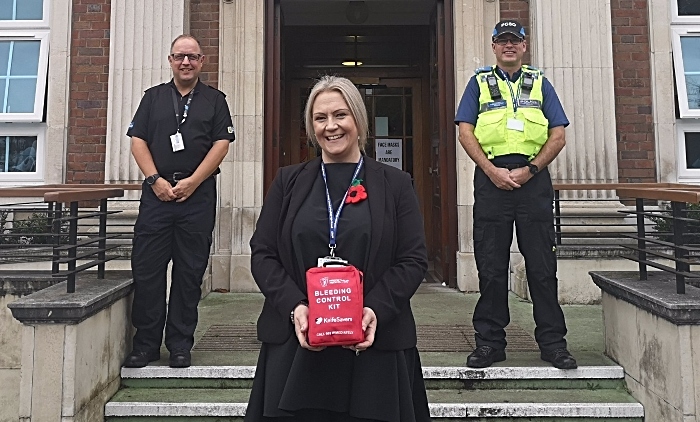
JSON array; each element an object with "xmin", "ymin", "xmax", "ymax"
[
  {"xmin": 318, "ymin": 156, "xmax": 364, "ymax": 266},
  {"xmin": 170, "ymin": 89, "xmax": 193, "ymax": 152},
  {"xmin": 501, "ymin": 69, "xmax": 525, "ymax": 133}
]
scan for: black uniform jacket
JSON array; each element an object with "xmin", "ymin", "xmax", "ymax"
[{"xmin": 250, "ymin": 156, "xmax": 428, "ymax": 351}]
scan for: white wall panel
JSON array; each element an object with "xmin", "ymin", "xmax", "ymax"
[
  {"xmin": 453, "ymin": 0, "xmax": 499, "ymax": 290},
  {"xmin": 218, "ymin": 0, "xmax": 265, "ymax": 259},
  {"xmin": 105, "ymin": 0, "xmax": 187, "ymax": 185},
  {"xmin": 648, "ymin": 0, "xmax": 676, "ymax": 182},
  {"xmin": 531, "ymin": 0, "xmax": 618, "ymax": 195},
  {"xmin": 45, "ymin": 0, "xmax": 73, "ymax": 185}
]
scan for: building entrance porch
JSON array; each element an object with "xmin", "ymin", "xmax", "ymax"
[{"xmin": 264, "ymin": 0, "xmax": 458, "ymax": 285}]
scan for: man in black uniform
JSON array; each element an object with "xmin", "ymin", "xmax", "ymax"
[{"xmin": 123, "ymin": 34, "xmax": 235, "ymax": 368}]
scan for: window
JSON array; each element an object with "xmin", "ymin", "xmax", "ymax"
[
  {"xmin": 670, "ymin": 1, "xmax": 700, "ymax": 180},
  {"xmin": 672, "ymin": 28, "xmax": 700, "ymax": 118},
  {"xmin": 0, "ymin": 32, "xmax": 49, "ymax": 122},
  {"xmin": 0, "ymin": 0, "xmax": 47, "ymax": 182},
  {"xmin": 677, "ymin": 120, "xmax": 700, "ymax": 180},
  {"xmin": 671, "ymin": 0, "xmax": 700, "ymax": 118},
  {"xmin": 0, "ymin": 0, "xmax": 49, "ymax": 27},
  {"xmin": 673, "ymin": 0, "xmax": 700, "ymax": 24},
  {"xmin": 0, "ymin": 0, "xmax": 48, "ymax": 122},
  {"xmin": 0, "ymin": 125, "xmax": 44, "ymax": 183}
]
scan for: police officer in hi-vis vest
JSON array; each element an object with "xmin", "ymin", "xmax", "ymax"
[{"xmin": 455, "ymin": 20, "xmax": 577, "ymax": 370}]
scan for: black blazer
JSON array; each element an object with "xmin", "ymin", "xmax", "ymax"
[{"xmin": 250, "ymin": 156, "xmax": 428, "ymax": 351}]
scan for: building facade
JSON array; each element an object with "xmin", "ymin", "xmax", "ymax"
[{"xmin": 0, "ymin": 0, "xmax": 698, "ymax": 290}]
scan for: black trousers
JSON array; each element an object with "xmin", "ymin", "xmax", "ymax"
[
  {"xmin": 130, "ymin": 177, "xmax": 216, "ymax": 353},
  {"xmin": 472, "ymin": 167, "xmax": 567, "ymax": 352}
]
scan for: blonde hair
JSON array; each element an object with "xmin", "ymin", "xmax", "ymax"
[{"xmin": 304, "ymin": 76, "xmax": 369, "ymax": 151}]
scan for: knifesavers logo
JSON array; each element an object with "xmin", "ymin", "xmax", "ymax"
[
  {"xmin": 320, "ymin": 277, "xmax": 329, "ymax": 287},
  {"xmin": 315, "ymin": 317, "xmax": 353, "ymax": 325}
]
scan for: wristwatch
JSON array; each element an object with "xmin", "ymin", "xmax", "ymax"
[
  {"xmin": 145, "ymin": 174, "xmax": 160, "ymax": 185},
  {"xmin": 528, "ymin": 164, "xmax": 539, "ymax": 175}
]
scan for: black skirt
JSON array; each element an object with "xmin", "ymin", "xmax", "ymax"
[{"xmin": 244, "ymin": 335, "xmax": 431, "ymax": 422}]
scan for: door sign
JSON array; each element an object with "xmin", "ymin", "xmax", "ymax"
[{"xmin": 375, "ymin": 139, "xmax": 402, "ymax": 170}]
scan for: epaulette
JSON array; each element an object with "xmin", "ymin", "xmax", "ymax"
[
  {"xmin": 522, "ymin": 65, "xmax": 543, "ymax": 76},
  {"xmin": 474, "ymin": 66, "xmax": 493, "ymax": 75}
]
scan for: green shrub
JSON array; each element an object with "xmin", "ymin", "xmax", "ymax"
[
  {"xmin": 0, "ymin": 211, "xmax": 68, "ymax": 245},
  {"xmin": 649, "ymin": 202, "xmax": 700, "ymax": 244}
]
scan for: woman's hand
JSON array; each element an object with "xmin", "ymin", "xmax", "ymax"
[
  {"xmin": 345, "ymin": 307, "xmax": 377, "ymax": 353},
  {"xmin": 293, "ymin": 303, "xmax": 325, "ymax": 351}
]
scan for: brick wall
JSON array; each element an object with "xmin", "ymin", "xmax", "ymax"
[
  {"xmin": 611, "ymin": 0, "xmax": 656, "ymax": 183},
  {"xmin": 499, "ymin": 0, "xmax": 531, "ymax": 65},
  {"xmin": 66, "ymin": 0, "xmax": 110, "ymax": 184},
  {"xmin": 190, "ymin": 0, "xmax": 220, "ymax": 88}
]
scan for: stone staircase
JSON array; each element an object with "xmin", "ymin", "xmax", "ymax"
[
  {"xmin": 105, "ymin": 364, "xmax": 643, "ymax": 421},
  {"xmin": 104, "ymin": 285, "xmax": 644, "ymax": 421}
]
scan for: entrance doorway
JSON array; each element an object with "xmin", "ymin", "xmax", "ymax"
[{"xmin": 264, "ymin": 0, "xmax": 457, "ymax": 286}]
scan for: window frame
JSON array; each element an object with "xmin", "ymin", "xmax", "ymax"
[
  {"xmin": 672, "ymin": 0, "xmax": 700, "ymax": 25},
  {"xmin": 671, "ymin": 26, "xmax": 700, "ymax": 119},
  {"xmin": 0, "ymin": 0, "xmax": 50, "ymax": 28},
  {"xmin": 0, "ymin": 30, "xmax": 49, "ymax": 122},
  {"xmin": 0, "ymin": 123, "xmax": 45, "ymax": 184}
]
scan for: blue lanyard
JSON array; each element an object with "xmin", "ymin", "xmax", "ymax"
[
  {"xmin": 498, "ymin": 69, "xmax": 522, "ymax": 114},
  {"xmin": 320, "ymin": 157, "xmax": 364, "ymax": 257},
  {"xmin": 171, "ymin": 89, "xmax": 194, "ymax": 132}
]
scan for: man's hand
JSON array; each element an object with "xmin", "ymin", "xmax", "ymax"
[
  {"xmin": 172, "ymin": 177, "xmax": 201, "ymax": 202},
  {"xmin": 486, "ymin": 167, "xmax": 521, "ymax": 190},
  {"xmin": 152, "ymin": 178, "xmax": 177, "ymax": 201},
  {"xmin": 459, "ymin": 123, "xmax": 520, "ymax": 191},
  {"xmin": 507, "ymin": 167, "xmax": 532, "ymax": 186}
]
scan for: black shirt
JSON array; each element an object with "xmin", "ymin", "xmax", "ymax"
[
  {"xmin": 127, "ymin": 79, "xmax": 235, "ymax": 176},
  {"xmin": 292, "ymin": 163, "xmax": 371, "ymax": 276}
]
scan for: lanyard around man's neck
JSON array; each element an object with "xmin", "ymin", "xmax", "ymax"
[
  {"xmin": 170, "ymin": 84, "xmax": 195, "ymax": 132},
  {"xmin": 497, "ymin": 68, "xmax": 523, "ymax": 114}
]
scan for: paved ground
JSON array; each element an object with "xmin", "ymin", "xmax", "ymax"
[{"xmin": 148, "ymin": 282, "xmax": 613, "ymax": 368}]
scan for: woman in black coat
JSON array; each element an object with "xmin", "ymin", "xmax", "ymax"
[{"xmin": 245, "ymin": 75, "xmax": 431, "ymax": 422}]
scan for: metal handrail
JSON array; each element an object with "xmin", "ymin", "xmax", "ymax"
[
  {"xmin": 553, "ymin": 183, "xmax": 700, "ymax": 294},
  {"xmin": 0, "ymin": 185, "xmax": 128, "ymax": 293}
]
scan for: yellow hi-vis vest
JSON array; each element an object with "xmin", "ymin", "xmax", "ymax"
[{"xmin": 473, "ymin": 65, "xmax": 549, "ymax": 160}]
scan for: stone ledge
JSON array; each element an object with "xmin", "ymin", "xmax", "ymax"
[
  {"xmin": 429, "ymin": 402, "xmax": 644, "ymax": 418},
  {"xmin": 7, "ymin": 271, "xmax": 133, "ymax": 324},
  {"xmin": 121, "ymin": 365, "xmax": 624, "ymax": 381},
  {"xmin": 0, "ymin": 271, "xmax": 65, "ymax": 296},
  {"xmin": 556, "ymin": 245, "xmax": 634, "ymax": 259},
  {"xmin": 105, "ymin": 402, "xmax": 247, "ymax": 417},
  {"xmin": 590, "ymin": 271, "xmax": 700, "ymax": 324},
  {"xmin": 104, "ymin": 402, "xmax": 645, "ymax": 418}
]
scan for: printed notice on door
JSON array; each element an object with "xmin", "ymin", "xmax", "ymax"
[{"xmin": 375, "ymin": 139, "xmax": 402, "ymax": 170}]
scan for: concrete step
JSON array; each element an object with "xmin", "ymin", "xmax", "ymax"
[
  {"xmin": 105, "ymin": 387, "xmax": 643, "ymax": 421},
  {"xmin": 120, "ymin": 365, "xmax": 627, "ymax": 390}
]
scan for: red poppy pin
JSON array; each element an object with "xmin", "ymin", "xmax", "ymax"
[{"xmin": 345, "ymin": 179, "xmax": 367, "ymax": 204}]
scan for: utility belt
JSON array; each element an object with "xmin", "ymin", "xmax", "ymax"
[
  {"xmin": 493, "ymin": 162, "xmax": 528, "ymax": 170},
  {"xmin": 491, "ymin": 154, "xmax": 530, "ymax": 170},
  {"xmin": 160, "ymin": 170, "xmax": 219, "ymax": 187},
  {"xmin": 161, "ymin": 172, "xmax": 193, "ymax": 186}
]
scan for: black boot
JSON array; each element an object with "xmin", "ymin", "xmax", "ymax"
[{"xmin": 466, "ymin": 345, "xmax": 506, "ymax": 368}]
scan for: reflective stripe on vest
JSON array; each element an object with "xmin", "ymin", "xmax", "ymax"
[{"xmin": 474, "ymin": 65, "xmax": 548, "ymax": 160}]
